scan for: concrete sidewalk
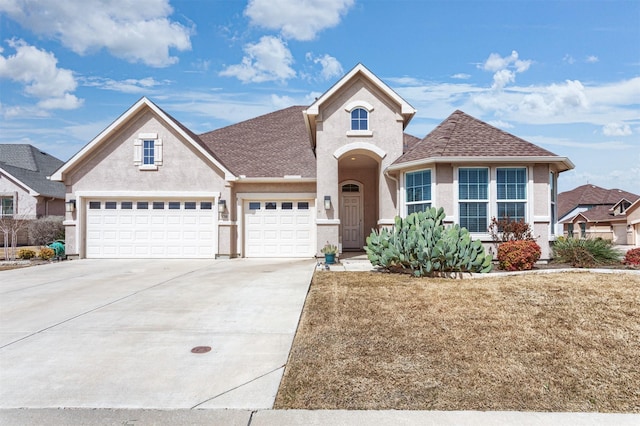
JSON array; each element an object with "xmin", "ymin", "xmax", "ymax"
[{"xmin": 1, "ymin": 408, "xmax": 638, "ymax": 425}]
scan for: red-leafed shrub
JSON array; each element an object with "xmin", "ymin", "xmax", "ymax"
[
  {"xmin": 623, "ymin": 248, "xmax": 640, "ymax": 266},
  {"xmin": 497, "ymin": 240, "xmax": 541, "ymax": 271}
]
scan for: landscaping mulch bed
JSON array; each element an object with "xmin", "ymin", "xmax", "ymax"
[{"xmin": 275, "ymin": 271, "xmax": 640, "ymax": 412}]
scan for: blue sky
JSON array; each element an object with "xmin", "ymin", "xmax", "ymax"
[{"xmin": 1, "ymin": 0, "xmax": 638, "ymax": 193}]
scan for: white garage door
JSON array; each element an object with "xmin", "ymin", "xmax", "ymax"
[
  {"xmin": 244, "ymin": 200, "xmax": 314, "ymax": 257},
  {"xmin": 86, "ymin": 200, "xmax": 217, "ymax": 258}
]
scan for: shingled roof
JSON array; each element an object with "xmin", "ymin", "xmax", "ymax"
[
  {"xmin": 0, "ymin": 144, "xmax": 65, "ymax": 198},
  {"xmin": 394, "ymin": 110, "xmax": 560, "ymax": 165},
  {"xmin": 198, "ymin": 106, "xmax": 316, "ymax": 178},
  {"xmin": 558, "ymin": 184, "xmax": 640, "ymax": 219}
]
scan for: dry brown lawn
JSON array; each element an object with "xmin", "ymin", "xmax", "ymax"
[{"xmin": 275, "ymin": 271, "xmax": 640, "ymax": 412}]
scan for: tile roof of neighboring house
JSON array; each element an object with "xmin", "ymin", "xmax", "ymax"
[
  {"xmin": 557, "ymin": 184, "xmax": 640, "ymax": 219},
  {"xmin": 393, "ymin": 110, "xmax": 559, "ymax": 165},
  {"xmin": 403, "ymin": 133, "xmax": 420, "ymax": 153},
  {"xmin": 573, "ymin": 205, "xmax": 626, "ymax": 223},
  {"xmin": 0, "ymin": 144, "xmax": 65, "ymax": 198},
  {"xmin": 198, "ymin": 105, "xmax": 316, "ymax": 178}
]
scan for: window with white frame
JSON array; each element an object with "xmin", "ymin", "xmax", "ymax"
[
  {"xmin": 143, "ymin": 140, "xmax": 155, "ymax": 165},
  {"xmin": 405, "ymin": 169, "xmax": 431, "ymax": 214},
  {"xmin": 458, "ymin": 168, "xmax": 489, "ymax": 233},
  {"xmin": 496, "ymin": 168, "xmax": 527, "ymax": 222},
  {"xmin": 351, "ymin": 108, "xmax": 368, "ymax": 131},
  {"xmin": 1, "ymin": 196, "xmax": 14, "ymax": 217},
  {"xmin": 134, "ymin": 133, "xmax": 162, "ymax": 169}
]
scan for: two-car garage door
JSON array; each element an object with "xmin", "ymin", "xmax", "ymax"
[{"xmin": 85, "ymin": 199, "xmax": 216, "ymax": 258}]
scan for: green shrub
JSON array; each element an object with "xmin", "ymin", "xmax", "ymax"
[
  {"xmin": 365, "ymin": 207, "xmax": 493, "ymax": 277},
  {"xmin": 552, "ymin": 237, "xmax": 622, "ymax": 268},
  {"xmin": 38, "ymin": 247, "xmax": 55, "ymax": 260},
  {"xmin": 17, "ymin": 248, "xmax": 36, "ymax": 259},
  {"xmin": 623, "ymin": 248, "xmax": 640, "ymax": 266},
  {"xmin": 497, "ymin": 240, "xmax": 541, "ymax": 271}
]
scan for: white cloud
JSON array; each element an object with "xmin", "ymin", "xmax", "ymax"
[
  {"xmin": 244, "ymin": 0, "xmax": 354, "ymax": 41},
  {"xmin": 451, "ymin": 73, "xmax": 471, "ymax": 80},
  {"xmin": 0, "ymin": 0, "xmax": 192, "ymax": 67},
  {"xmin": 602, "ymin": 123, "xmax": 632, "ymax": 136},
  {"xmin": 563, "ymin": 54, "xmax": 575, "ymax": 64},
  {"xmin": 492, "ymin": 69, "xmax": 515, "ymax": 90},
  {"xmin": 0, "ymin": 39, "xmax": 82, "ymax": 110},
  {"xmin": 84, "ymin": 77, "xmax": 166, "ymax": 94},
  {"xmin": 219, "ymin": 36, "xmax": 296, "ymax": 83},
  {"xmin": 480, "ymin": 50, "xmax": 532, "ymax": 90},
  {"xmin": 308, "ymin": 53, "xmax": 343, "ymax": 80},
  {"xmin": 586, "ymin": 55, "xmax": 599, "ymax": 63},
  {"xmin": 487, "ymin": 120, "xmax": 514, "ymax": 129}
]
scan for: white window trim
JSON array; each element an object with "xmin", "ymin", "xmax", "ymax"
[
  {"xmin": 455, "ymin": 166, "xmax": 490, "ymax": 237},
  {"xmin": 345, "ymin": 100, "xmax": 374, "ymax": 136},
  {"xmin": 495, "ymin": 167, "xmax": 528, "ymax": 222},
  {"xmin": 134, "ymin": 132, "xmax": 162, "ymax": 170},
  {"xmin": 403, "ymin": 168, "xmax": 434, "ymax": 216},
  {"xmin": 454, "ymin": 166, "xmax": 537, "ymax": 238}
]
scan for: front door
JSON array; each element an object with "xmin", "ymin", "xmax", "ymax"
[{"xmin": 341, "ymin": 190, "xmax": 363, "ymax": 250}]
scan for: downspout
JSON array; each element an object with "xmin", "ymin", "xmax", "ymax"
[
  {"xmin": 384, "ymin": 168, "xmax": 400, "ymax": 217},
  {"xmin": 45, "ymin": 197, "xmax": 55, "ymax": 216}
]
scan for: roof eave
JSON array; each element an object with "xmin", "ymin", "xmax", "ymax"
[
  {"xmin": 387, "ymin": 156, "xmax": 575, "ymax": 172},
  {"xmin": 235, "ymin": 176, "xmax": 317, "ymax": 183},
  {"xmin": 51, "ymin": 97, "xmax": 237, "ymax": 182},
  {"xmin": 0, "ymin": 166, "xmax": 39, "ymax": 195}
]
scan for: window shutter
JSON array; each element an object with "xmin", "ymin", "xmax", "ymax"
[
  {"xmin": 133, "ymin": 139, "xmax": 142, "ymax": 165},
  {"xmin": 155, "ymin": 139, "xmax": 163, "ymax": 165}
]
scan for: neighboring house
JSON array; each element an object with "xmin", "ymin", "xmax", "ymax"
[
  {"xmin": 51, "ymin": 64, "xmax": 573, "ymax": 260},
  {"xmin": 558, "ymin": 184, "xmax": 640, "ymax": 244},
  {"xmin": 0, "ymin": 144, "xmax": 66, "ymax": 245},
  {"xmin": 625, "ymin": 199, "xmax": 640, "ymax": 246}
]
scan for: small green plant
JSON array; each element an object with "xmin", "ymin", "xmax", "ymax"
[
  {"xmin": 321, "ymin": 243, "xmax": 338, "ymax": 255},
  {"xmin": 38, "ymin": 247, "xmax": 55, "ymax": 260},
  {"xmin": 17, "ymin": 248, "xmax": 36, "ymax": 259},
  {"xmin": 623, "ymin": 248, "xmax": 640, "ymax": 267},
  {"xmin": 552, "ymin": 236, "xmax": 622, "ymax": 268},
  {"xmin": 497, "ymin": 240, "xmax": 541, "ymax": 271}
]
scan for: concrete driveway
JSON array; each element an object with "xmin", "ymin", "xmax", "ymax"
[{"xmin": 0, "ymin": 258, "xmax": 314, "ymax": 409}]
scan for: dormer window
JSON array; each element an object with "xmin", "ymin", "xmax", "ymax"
[
  {"xmin": 345, "ymin": 100, "xmax": 374, "ymax": 137},
  {"xmin": 351, "ymin": 108, "xmax": 368, "ymax": 130}
]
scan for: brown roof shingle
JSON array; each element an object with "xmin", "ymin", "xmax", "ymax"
[
  {"xmin": 198, "ymin": 106, "xmax": 316, "ymax": 178},
  {"xmin": 557, "ymin": 184, "xmax": 640, "ymax": 219},
  {"xmin": 394, "ymin": 110, "xmax": 559, "ymax": 165}
]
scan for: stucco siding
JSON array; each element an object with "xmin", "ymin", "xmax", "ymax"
[
  {"xmin": 65, "ymin": 111, "xmax": 227, "ymax": 192},
  {"xmin": 0, "ymin": 176, "xmax": 37, "ymax": 219}
]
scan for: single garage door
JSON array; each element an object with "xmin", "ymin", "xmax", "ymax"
[
  {"xmin": 85, "ymin": 199, "xmax": 217, "ymax": 258},
  {"xmin": 244, "ymin": 200, "xmax": 314, "ymax": 257}
]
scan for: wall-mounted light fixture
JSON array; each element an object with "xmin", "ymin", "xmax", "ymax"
[
  {"xmin": 65, "ymin": 199, "xmax": 76, "ymax": 213},
  {"xmin": 218, "ymin": 199, "xmax": 226, "ymax": 213},
  {"xmin": 324, "ymin": 195, "xmax": 331, "ymax": 210}
]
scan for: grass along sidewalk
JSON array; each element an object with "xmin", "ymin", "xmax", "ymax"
[{"xmin": 275, "ymin": 271, "xmax": 640, "ymax": 412}]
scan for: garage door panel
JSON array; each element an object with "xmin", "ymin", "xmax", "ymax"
[
  {"xmin": 86, "ymin": 199, "xmax": 216, "ymax": 259},
  {"xmin": 244, "ymin": 199, "xmax": 314, "ymax": 258}
]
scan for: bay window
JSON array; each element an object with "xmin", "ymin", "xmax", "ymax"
[{"xmin": 459, "ymin": 168, "xmax": 488, "ymax": 232}]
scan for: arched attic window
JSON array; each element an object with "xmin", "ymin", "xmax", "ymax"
[
  {"xmin": 345, "ymin": 101, "xmax": 374, "ymax": 136},
  {"xmin": 351, "ymin": 108, "xmax": 368, "ymax": 130}
]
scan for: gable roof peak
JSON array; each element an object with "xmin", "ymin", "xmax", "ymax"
[{"xmin": 305, "ymin": 63, "xmax": 416, "ymax": 118}]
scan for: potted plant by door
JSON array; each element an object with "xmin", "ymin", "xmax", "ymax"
[{"xmin": 321, "ymin": 242, "xmax": 338, "ymax": 265}]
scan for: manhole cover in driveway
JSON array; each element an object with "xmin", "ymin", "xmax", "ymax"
[{"xmin": 191, "ymin": 346, "xmax": 212, "ymax": 354}]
